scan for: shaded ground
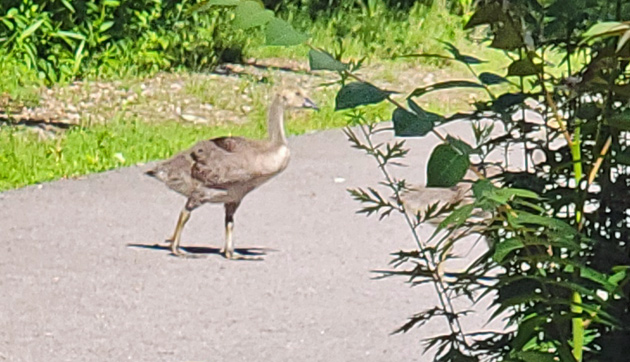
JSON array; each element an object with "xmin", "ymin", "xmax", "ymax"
[{"xmin": 0, "ymin": 127, "xmax": 499, "ymax": 362}]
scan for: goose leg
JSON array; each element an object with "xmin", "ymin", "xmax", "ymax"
[
  {"xmin": 221, "ymin": 202, "xmax": 240, "ymax": 259},
  {"xmin": 167, "ymin": 208, "xmax": 191, "ymax": 256}
]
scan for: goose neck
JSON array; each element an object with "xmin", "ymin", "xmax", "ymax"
[{"xmin": 268, "ymin": 95, "xmax": 287, "ymax": 145}]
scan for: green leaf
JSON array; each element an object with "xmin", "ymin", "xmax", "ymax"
[
  {"xmin": 581, "ymin": 267, "xmax": 617, "ymax": 291},
  {"xmin": 53, "ymin": 31, "xmax": 86, "ymax": 40},
  {"xmin": 464, "ymin": 2, "xmax": 504, "ymax": 29},
  {"xmin": 392, "ymin": 108, "xmax": 435, "ymax": 137},
  {"xmin": 265, "ymin": 18, "xmax": 308, "ymax": 46},
  {"xmin": 308, "ymin": 49, "xmax": 347, "ymax": 72},
  {"xmin": 411, "ymin": 81, "xmax": 485, "ymax": 97},
  {"xmin": 608, "ymin": 110, "xmax": 630, "ymax": 130},
  {"xmin": 234, "ymin": 1, "xmax": 273, "ymax": 30},
  {"xmin": 479, "ymin": 72, "xmax": 508, "ymax": 85},
  {"xmin": 496, "ymin": 188, "xmax": 540, "ymax": 200},
  {"xmin": 493, "ymin": 238, "xmax": 524, "ymax": 262},
  {"xmin": 426, "ymin": 143, "xmax": 470, "ymax": 187},
  {"xmin": 439, "ymin": 41, "xmax": 486, "ymax": 64},
  {"xmin": 617, "ymin": 29, "xmax": 630, "ymax": 52},
  {"xmin": 187, "ymin": 0, "xmax": 239, "ymax": 14},
  {"xmin": 490, "ymin": 22, "xmax": 524, "ymax": 50},
  {"xmin": 439, "ymin": 204, "xmax": 474, "ymax": 230},
  {"xmin": 515, "ymin": 351, "xmax": 557, "ymax": 362},
  {"xmin": 335, "ymin": 82, "xmax": 391, "ymax": 110},
  {"xmin": 99, "ymin": 21, "xmax": 114, "ymax": 33},
  {"xmin": 18, "ymin": 19, "xmax": 45, "ymax": 41},
  {"xmin": 507, "ymin": 59, "xmax": 543, "ymax": 77},
  {"xmin": 492, "ymin": 93, "xmax": 527, "ymax": 112},
  {"xmin": 582, "ymin": 21, "xmax": 630, "ymax": 41},
  {"xmin": 61, "ymin": 0, "xmax": 75, "ymax": 12}
]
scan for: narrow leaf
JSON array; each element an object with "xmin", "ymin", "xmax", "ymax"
[
  {"xmin": 438, "ymin": 204, "xmax": 474, "ymax": 231},
  {"xmin": 18, "ymin": 19, "xmax": 45, "ymax": 41},
  {"xmin": 411, "ymin": 80, "xmax": 484, "ymax": 97},
  {"xmin": 493, "ymin": 238, "xmax": 524, "ymax": 262}
]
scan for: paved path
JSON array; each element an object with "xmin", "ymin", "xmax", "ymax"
[{"xmin": 1, "ymin": 127, "xmax": 496, "ymax": 362}]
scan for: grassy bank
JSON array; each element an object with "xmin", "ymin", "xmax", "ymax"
[{"xmin": 0, "ymin": 1, "xmax": 486, "ymax": 191}]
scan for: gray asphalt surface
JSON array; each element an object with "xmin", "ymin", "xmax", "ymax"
[{"xmin": 1, "ymin": 127, "xmax": 498, "ymax": 362}]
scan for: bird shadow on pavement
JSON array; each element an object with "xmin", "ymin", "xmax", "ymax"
[{"xmin": 126, "ymin": 242, "xmax": 276, "ymax": 260}]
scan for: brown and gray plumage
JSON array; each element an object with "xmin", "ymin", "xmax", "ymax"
[{"xmin": 146, "ymin": 88, "xmax": 318, "ymax": 259}]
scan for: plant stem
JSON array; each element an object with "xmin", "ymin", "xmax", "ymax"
[{"xmin": 353, "ymin": 124, "xmax": 471, "ymax": 352}]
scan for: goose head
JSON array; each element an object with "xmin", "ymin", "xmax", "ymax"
[{"xmin": 277, "ymin": 87, "xmax": 319, "ymax": 111}]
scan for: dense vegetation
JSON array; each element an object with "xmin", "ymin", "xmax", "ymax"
[
  {"xmin": 311, "ymin": 0, "xmax": 630, "ymax": 360},
  {"xmin": 0, "ymin": 0, "xmax": 474, "ymax": 190}
]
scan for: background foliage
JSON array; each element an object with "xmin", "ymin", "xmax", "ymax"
[{"xmin": 309, "ymin": 0, "xmax": 630, "ymax": 361}]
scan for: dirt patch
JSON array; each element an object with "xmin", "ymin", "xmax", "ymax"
[{"xmin": 0, "ymin": 59, "xmax": 480, "ymax": 135}]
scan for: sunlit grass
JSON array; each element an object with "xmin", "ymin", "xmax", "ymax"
[{"xmin": 0, "ymin": 87, "xmax": 391, "ymax": 191}]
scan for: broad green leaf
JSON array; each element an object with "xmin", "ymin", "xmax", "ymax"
[
  {"xmin": 265, "ymin": 18, "xmax": 308, "ymax": 46},
  {"xmin": 392, "ymin": 99, "xmax": 440, "ymax": 137},
  {"xmin": 493, "ymin": 238, "xmax": 524, "ymax": 262},
  {"xmin": 492, "ymin": 93, "xmax": 527, "ymax": 112},
  {"xmin": 411, "ymin": 81, "xmax": 485, "ymax": 97},
  {"xmin": 507, "ymin": 58, "xmax": 543, "ymax": 77},
  {"xmin": 18, "ymin": 19, "xmax": 44, "ymax": 41},
  {"xmin": 335, "ymin": 82, "xmax": 391, "ymax": 110},
  {"xmin": 308, "ymin": 49, "xmax": 347, "ymax": 72},
  {"xmin": 479, "ymin": 72, "xmax": 508, "ymax": 85},
  {"xmin": 439, "ymin": 204, "xmax": 474, "ymax": 230},
  {"xmin": 490, "ymin": 22, "xmax": 524, "ymax": 50},
  {"xmin": 187, "ymin": 0, "xmax": 239, "ymax": 14},
  {"xmin": 234, "ymin": 1, "xmax": 273, "ymax": 30},
  {"xmin": 464, "ymin": 2, "xmax": 504, "ymax": 29},
  {"xmin": 392, "ymin": 108, "xmax": 434, "ymax": 137},
  {"xmin": 446, "ymin": 136, "xmax": 473, "ymax": 155},
  {"xmin": 426, "ymin": 143, "xmax": 470, "ymax": 187}
]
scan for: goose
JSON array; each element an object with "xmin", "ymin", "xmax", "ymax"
[{"xmin": 146, "ymin": 87, "xmax": 318, "ymax": 259}]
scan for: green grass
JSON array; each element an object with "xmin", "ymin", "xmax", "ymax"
[
  {"xmin": 0, "ymin": 1, "xmax": 528, "ymax": 191},
  {"xmin": 0, "ymin": 91, "xmax": 393, "ymax": 191},
  {"xmin": 248, "ymin": 1, "xmax": 468, "ymax": 62}
]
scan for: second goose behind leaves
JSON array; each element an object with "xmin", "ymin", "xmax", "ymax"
[{"xmin": 146, "ymin": 87, "xmax": 318, "ymax": 259}]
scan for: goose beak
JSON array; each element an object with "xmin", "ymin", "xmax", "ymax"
[{"xmin": 302, "ymin": 98, "xmax": 319, "ymax": 111}]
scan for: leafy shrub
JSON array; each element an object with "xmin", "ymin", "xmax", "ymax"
[
  {"xmin": 308, "ymin": 0, "xmax": 630, "ymax": 360},
  {"xmin": 0, "ymin": 0, "xmax": 246, "ymax": 82}
]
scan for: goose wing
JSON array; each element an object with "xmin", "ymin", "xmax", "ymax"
[{"xmin": 189, "ymin": 136, "xmax": 264, "ymax": 188}]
